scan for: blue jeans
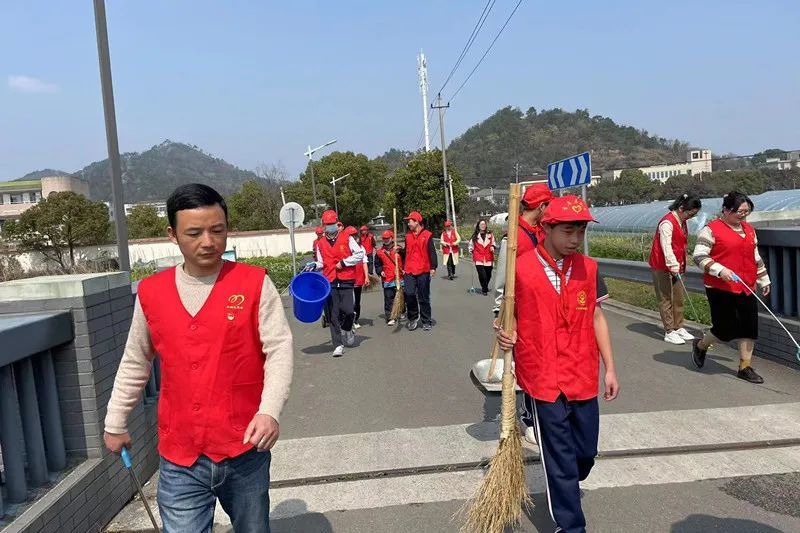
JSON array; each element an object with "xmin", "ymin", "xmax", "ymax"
[{"xmin": 157, "ymin": 449, "xmax": 271, "ymax": 533}]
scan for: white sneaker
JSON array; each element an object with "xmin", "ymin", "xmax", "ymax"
[
  {"xmin": 524, "ymin": 426, "xmax": 537, "ymax": 445},
  {"xmin": 343, "ymin": 330, "xmax": 356, "ymax": 347},
  {"xmin": 353, "ymin": 322, "xmax": 362, "ymax": 330},
  {"xmin": 674, "ymin": 327, "xmax": 694, "ymax": 341},
  {"xmin": 387, "ymin": 319, "xmax": 397, "ymax": 326},
  {"xmin": 332, "ymin": 345, "xmax": 344, "ymax": 357},
  {"xmin": 664, "ymin": 331, "xmax": 686, "ymax": 345}
]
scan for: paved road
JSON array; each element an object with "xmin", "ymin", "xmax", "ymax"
[{"xmin": 109, "ymin": 266, "xmax": 800, "ymax": 532}]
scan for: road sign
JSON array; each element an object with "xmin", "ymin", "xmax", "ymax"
[
  {"xmin": 280, "ymin": 202, "xmax": 305, "ymax": 229},
  {"xmin": 547, "ymin": 152, "xmax": 591, "ymax": 191}
]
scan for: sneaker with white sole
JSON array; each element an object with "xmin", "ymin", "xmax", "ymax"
[
  {"xmin": 353, "ymin": 322, "xmax": 362, "ymax": 330},
  {"xmin": 664, "ymin": 331, "xmax": 686, "ymax": 345},
  {"xmin": 387, "ymin": 319, "xmax": 396, "ymax": 326},
  {"xmin": 674, "ymin": 327, "xmax": 694, "ymax": 341},
  {"xmin": 524, "ymin": 425, "xmax": 537, "ymax": 445},
  {"xmin": 332, "ymin": 345, "xmax": 344, "ymax": 357},
  {"xmin": 343, "ymin": 330, "xmax": 356, "ymax": 347}
]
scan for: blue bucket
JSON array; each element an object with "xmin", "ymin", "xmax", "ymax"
[{"xmin": 289, "ymin": 272, "xmax": 331, "ymax": 323}]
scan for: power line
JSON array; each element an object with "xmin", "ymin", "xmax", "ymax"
[
  {"xmin": 449, "ymin": 0, "xmax": 524, "ymax": 103},
  {"xmin": 438, "ymin": 0, "xmax": 497, "ymax": 95}
]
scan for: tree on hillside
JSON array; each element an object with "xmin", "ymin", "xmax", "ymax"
[
  {"xmin": 614, "ymin": 169, "xmax": 661, "ymax": 204},
  {"xmin": 227, "ymin": 180, "xmax": 282, "ymax": 231},
  {"xmin": 704, "ymin": 170, "xmax": 765, "ymax": 197},
  {"xmin": 383, "ymin": 150, "xmax": 468, "ymax": 231},
  {"xmin": 127, "ymin": 205, "xmax": 167, "ymax": 239},
  {"xmin": 751, "ymin": 148, "xmax": 787, "ymax": 165},
  {"xmin": 459, "ymin": 197, "xmax": 498, "ymax": 225},
  {"xmin": 660, "ymin": 174, "xmax": 713, "ymax": 200},
  {"xmin": 376, "ymin": 148, "xmax": 416, "ymax": 173},
  {"xmin": 2, "ymin": 192, "xmax": 111, "ymax": 271}
]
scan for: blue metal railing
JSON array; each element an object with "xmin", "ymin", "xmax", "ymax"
[{"xmin": 0, "ymin": 311, "xmax": 73, "ymax": 515}]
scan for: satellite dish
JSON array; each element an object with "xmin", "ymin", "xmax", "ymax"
[{"xmin": 279, "ymin": 202, "xmax": 305, "ymax": 229}]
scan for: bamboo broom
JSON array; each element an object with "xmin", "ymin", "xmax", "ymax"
[
  {"xmin": 464, "ymin": 183, "xmax": 531, "ymax": 533},
  {"xmin": 389, "ymin": 208, "xmax": 406, "ymax": 321}
]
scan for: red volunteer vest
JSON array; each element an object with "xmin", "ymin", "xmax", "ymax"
[
  {"xmin": 518, "ymin": 217, "xmax": 541, "ymax": 256},
  {"xmin": 404, "ymin": 228, "xmax": 433, "ymax": 275},
  {"xmin": 703, "ymin": 220, "xmax": 758, "ymax": 294},
  {"xmin": 354, "ymin": 254, "xmax": 366, "ymax": 287},
  {"xmin": 472, "ymin": 234, "xmax": 495, "ymax": 263},
  {"xmin": 514, "ymin": 251, "xmax": 600, "ymax": 402},
  {"xmin": 649, "ymin": 212, "xmax": 688, "ymax": 273},
  {"xmin": 137, "ymin": 261, "xmax": 266, "ymax": 467},
  {"xmin": 360, "ymin": 233, "xmax": 376, "ymax": 254},
  {"xmin": 318, "ymin": 233, "xmax": 357, "ymax": 283},
  {"xmin": 377, "ymin": 247, "xmax": 404, "ymax": 283},
  {"xmin": 441, "ymin": 230, "xmax": 459, "ymax": 255}
]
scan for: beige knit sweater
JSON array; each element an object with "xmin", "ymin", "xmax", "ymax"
[{"xmin": 104, "ymin": 264, "xmax": 294, "ymax": 435}]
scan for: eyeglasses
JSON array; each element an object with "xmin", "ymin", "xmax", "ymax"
[{"xmin": 731, "ymin": 209, "xmax": 751, "ymax": 216}]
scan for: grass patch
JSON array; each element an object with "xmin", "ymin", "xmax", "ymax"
[
  {"xmin": 589, "ymin": 233, "xmax": 697, "ymax": 262},
  {"xmin": 605, "ymin": 278, "xmax": 711, "ymax": 325}
]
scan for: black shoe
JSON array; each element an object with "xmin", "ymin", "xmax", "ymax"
[
  {"xmin": 737, "ymin": 366, "xmax": 764, "ymax": 384},
  {"xmin": 691, "ymin": 338, "xmax": 707, "ymax": 369},
  {"xmin": 448, "ymin": 275, "xmax": 454, "ymax": 280},
  {"xmin": 407, "ymin": 320, "xmax": 419, "ymax": 331},
  {"xmin": 422, "ymin": 322, "xmax": 432, "ymax": 331}
]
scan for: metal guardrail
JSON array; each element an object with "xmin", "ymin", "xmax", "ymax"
[
  {"xmin": 0, "ymin": 311, "xmax": 73, "ymax": 514},
  {"xmin": 758, "ymin": 228, "xmax": 800, "ymax": 318},
  {"xmin": 595, "ymin": 258, "xmax": 706, "ymax": 292}
]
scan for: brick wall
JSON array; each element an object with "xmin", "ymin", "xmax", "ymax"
[
  {"xmin": 0, "ymin": 273, "xmax": 159, "ymax": 533},
  {"xmin": 756, "ymin": 313, "xmax": 800, "ymax": 367}
]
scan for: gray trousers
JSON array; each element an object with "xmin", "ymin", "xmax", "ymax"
[{"xmin": 324, "ymin": 286, "xmax": 355, "ymax": 347}]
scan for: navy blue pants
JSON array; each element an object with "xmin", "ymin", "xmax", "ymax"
[
  {"xmin": 533, "ymin": 394, "xmax": 599, "ymax": 533},
  {"xmin": 403, "ymin": 273, "xmax": 432, "ymax": 325}
]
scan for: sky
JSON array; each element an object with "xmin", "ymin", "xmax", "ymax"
[{"xmin": 1, "ymin": 0, "xmax": 798, "ymax": 181}]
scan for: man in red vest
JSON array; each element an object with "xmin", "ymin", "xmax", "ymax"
[
  {"xmin": 359, "ymin": 225, "xmax": 376, "ymax": 275},
  {"xmin": 497, "ymin": 195, "xmax": 619, "ymax": 533},
  {"xmin": 493, "ymin": 183, "xmax": 553, "ymax": 316},
  {"xmin": 308, "ymin": 210, "xmax": 364, "ymax": 356},
  {"xmin": 400, "ymin": 211, "xmax": 437, "ymax": 331},
  {"xmin": 104, "ymin": 184, "xmax": 293, "ymax": 533}
]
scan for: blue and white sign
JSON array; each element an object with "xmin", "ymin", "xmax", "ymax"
[{"xmin": 547, "ymin": 152, "xmax": 591, "ymax": 191}]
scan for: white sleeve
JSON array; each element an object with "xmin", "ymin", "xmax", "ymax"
[{"xmin": 341, "ymin": 236, "xmax": 365, "ymax": 266}]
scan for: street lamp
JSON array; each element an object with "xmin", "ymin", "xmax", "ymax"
[
  {"xmin": 330, "ymin": 173, "xmax": 350, "ymax": 215},
  {"xmin": 304, "ymin": 139, "xmax": 337, "ymax": 220}
]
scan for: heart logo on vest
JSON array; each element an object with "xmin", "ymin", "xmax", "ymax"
[{"xmin": 226, "ymin": 294, "xmax": 246, "ymax": 320}]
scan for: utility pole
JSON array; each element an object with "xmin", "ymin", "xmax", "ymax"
[
  {"xmin": 417, "ymin": 52, "xmax": 431, "ymax": 152},
  {"xmin": 93, "ymin": 0, "xmax": 130, "ymax": 273},
  {"xmin": 514, "ymin": 162, "xmax": 520, "ymax": 184},
  {"xmin": 432, "ymin": 93, "xmax": 457, "ymax": 229}
]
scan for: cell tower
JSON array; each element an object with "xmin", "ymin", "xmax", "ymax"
[{"xmin": 417, "ymin": 51, "xmax": 431, "ymax": 152}]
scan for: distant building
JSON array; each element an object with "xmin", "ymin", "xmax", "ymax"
[
  {"xmin": 0, "ymin": 175, "xmax": 90, "ymax": 230},
  {"xmin": 607, "ymin": 149, "xmax": 713, "ymax": 183},
  {"xmin": 758, "ymin": 150, "xmax": 800, "ymax": 171}
]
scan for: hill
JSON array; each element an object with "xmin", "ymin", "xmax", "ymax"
[
  {"xmin": 13, "ymin": 169, "xmax": 71, "ymax": 181},
  {"xmin": 73, "ymin": 140, "xmax": 261, "ymax": 202},
  {"xmin": 446, "ymin": 107, "xmax": 692, "ymax": 187}
]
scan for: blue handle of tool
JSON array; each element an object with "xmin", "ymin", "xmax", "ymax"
[
  {"xmin": 731, "ymin": 273, "xmax": 741, "ymax": 283},
  {"xmin": 121, "ymin": 446, "xmax": 133, "ymax": 469}
]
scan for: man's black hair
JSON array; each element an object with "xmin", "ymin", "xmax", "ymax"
[{"xmin": 166, "ymin": 183, "xmax": 228, "ymax": 228}]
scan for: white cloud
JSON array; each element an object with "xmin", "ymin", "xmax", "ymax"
[{"xmin": 7, "ymin": 74, "xmax": 58, "ymax": 94}]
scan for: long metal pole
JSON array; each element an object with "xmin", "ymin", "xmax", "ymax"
[
  {"xmin": 434, "ymin": 94, "xmax": 453, "ymax": 226},
  {"xmin": 309, "ymin": 157, "xmax": 318, "ymax": 221},
  {"xmin": 332, "ymin": 180, "xmax": 338, "ymax": 214},
  {"xmin": 289, "ymin": 208, "xmax": 297, "ymax": 275},
  {"xmin": 93, "ymin": 0, "xmax": 130, "ymax": 273},
  {"xmin": 582, "ymin": 184, "xmax": 589, "ymax": 255}
]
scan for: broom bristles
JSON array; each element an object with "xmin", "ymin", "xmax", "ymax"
[
  {"xmin": 390, "ymin": 289, "xmax": 405, "ymax": 320},
  {"xmin": 461, "ymin": 426, "xmax": 532, "ymax": 533}
]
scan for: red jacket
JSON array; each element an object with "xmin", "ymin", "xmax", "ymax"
[
  {"xmin": 360, "ymin": 233, "xmax": 376, "ymax": 255},
  {"xmin": 138, "ymin": 261, "xmax": 266, "ymax": 466},
  {"xmin": 518, "ymin": 217, "xmax": 542, "ymax": 256},
  {"xmin": 472, "ymin": 233, "xmax": 495, "ymax": 264},
  {"xmin": 404, "ymin": 228, "xmax": 434, "ymax": 275},
  {"xmin": 377, "ymin": 247, "xmax": 403, "ymax": 283},
  {"xmin": 514, "ymin": 251, "xmax": 600, "ymax": 402},
  {"xmin": 703, "ymin": 220, "xmax": 758, "ymax": 294},
  {"xmin": 318, "ymin": 233, "xmax": 357, "ymax": 283},
  {"xmin": 649, "ymin": 213, "xmax": 688, "ymax": 273}
]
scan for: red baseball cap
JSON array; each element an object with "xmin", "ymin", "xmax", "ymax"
[
  {"xmin": 315, "ymin": 226, "xmax": 324, "ymax": 235},
  {"xmin": 381, "ymin": 230, "xmax": 394, "ymax": 240},
  {"xmin": 345, "ymin": 225, "xmax": 358, "ymax": 236},
  {"xmin": 444, "ymin": 220, "xmax": 452, "ymax": 227},
  {"xmin": 321, "ymin": 210, "xmax": 338, "ymax": 225},
  {"xmin": 360, "ymin": 225, "xmax": 369, "ymax": 232},
  {"xmin": 521, "ymin": 183, "xmax": 554, "ymax": 209},
  {"xmin": 541, "ymin": 196, "xmax": 598, "ymax": 225},
  {"xmin": 404, "ymin": 211, "xmax": 423, "ymax": 222}
]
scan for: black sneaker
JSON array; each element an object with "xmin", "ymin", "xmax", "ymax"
[
  {"xmin": 691, "ymin": 338, "xmax": 707, "ymax": 369},
  {"xmin": 422, "ymin": 322, "xmax": 432, "ymax": 331},
  {"xmin": 407, "ymin": 320, "xmax": 419, "ymax": 331},
  {"xmin": 737, "ymin": 366, "xmax": 764, "ymax": 384}
]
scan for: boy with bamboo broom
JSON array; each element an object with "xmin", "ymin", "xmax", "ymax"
[
  {"xmin": 495, "ymin": 195, "xmax": 620, "ymax": 533},
  {"xmin": 375, "ymin": 229, "xmax": 404, "ymax": 326}
]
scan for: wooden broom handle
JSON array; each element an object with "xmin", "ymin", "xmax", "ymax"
[
  {"xmin": 501, "ymin": 184, "xmax": 522, "ymax": 374},
  {"xmin": 393, "ymin": 208, "xmax": 402, "ymax": 285}
]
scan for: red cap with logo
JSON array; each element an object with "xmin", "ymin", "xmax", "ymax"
[
  {"xmin": 444, "ymin": 220, "xmax": 452, "ymax": 227},
  {"xmin": 381, "ymin": 230, "xmax": 394, "ymax": 240},
  {"xmin": 403, "ymin": 211, "xmax": 423, "ymax": 222},
  {"xmin": 315, "ymin": 226, "xmax": 324, "ymax": 235},
  {"xmin": 360, "ymin": 225, "xmax": 369, "ymax": 232},
  {"xmin": 321, "ymin": 210, "xmax": 338, "ymax": 225},
  {"xmin": 541, "ymin": 196, "xmax": 598, "ymax": 225},
  {"xmin": 521, "ymin": 183, "xmax": 554, "ymax": 209},
  {"xmin": 345, "ymin": 225, "xmax": 358, "ymax": 236}
]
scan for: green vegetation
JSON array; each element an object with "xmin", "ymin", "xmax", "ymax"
[
  {"xmin": 605, "ymin": 278, "xmax": 711, "ymax": 325},
  {"xmin": 589, "ymin": 233, "xmax": 697, "ymax": 262},
  {"xmin": 127, "ymin": 204, "xmax": 168, "ymax": 239}
]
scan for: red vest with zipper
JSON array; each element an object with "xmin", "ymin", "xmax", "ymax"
[
  {"xmin": 514, "ymin": 251, "xmax": 600, "ymax": 402},
  {"xmin": 137, "ymin": 261, "xmax": 266, "ymax": 467},
  {"xmin": 649, "ymin": 212, "xmax": 688, "ymax": 273},
  {"xmin": 441, "ymin": 230, "xmax": 458, "ymax": 255},
  {"xmin": 377, "ymin": 247, "xmax": 404, "ymax": 283},
  {"xmin": 404, "ymin": 229, "xmax": 433, "ymax": 275},
  {"xmin": 472, "ymin": 234, "xmax": 495, "ymax": 263},
  {"xmin": 360, "ymin": 233, "xmax": 376, "ymax": 254},
  {"xmin": 703, "ymin": 219, "xmax": 758, "ymax": 294},
  {"xmin": 318, "ymin": 233, "xmax": 357, "ymax": 283}
]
